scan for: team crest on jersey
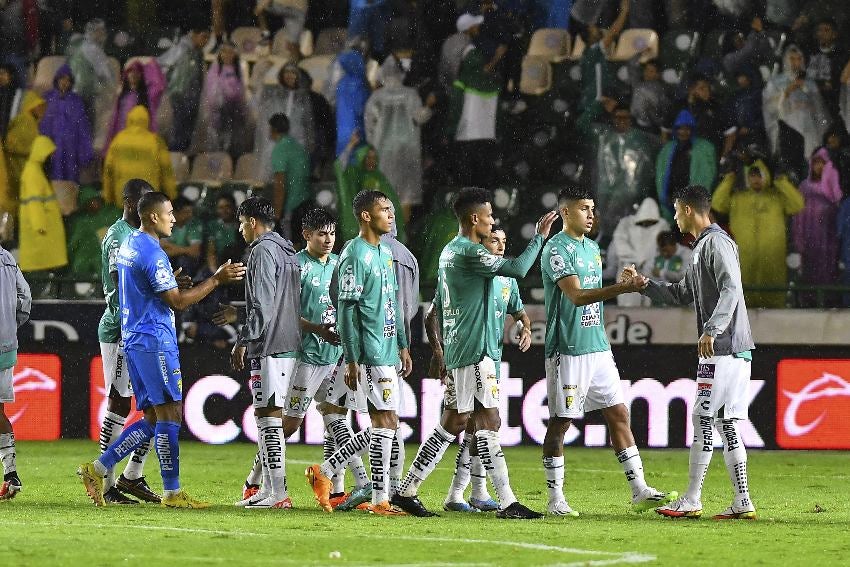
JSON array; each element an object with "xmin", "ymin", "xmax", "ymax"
[
  {"xmin": 382, "ymin": 389, "xmax": 392, "ymax": 403},
  {"xmin": 154, "ymin": 267, "xmax": 172, "ymax": 284},
  {"xmin": 501, "ymin": 284, "xmax": 511, "ymax": 302},
  {"xmin": 565, "ymin": 395, "xmax": 574, "ymax": 408},
  {"xmin": 289, "ymin": 396, "xmax": 301, "ymax": 410}
]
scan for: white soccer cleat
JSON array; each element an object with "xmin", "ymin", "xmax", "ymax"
[
  {"xmin": 632, "ymin": 487, "xmax": 677, "ymax": 513},
  {"xmin": 235, "ymin": 490, "xmax": 270, "ymax": 507},
  {"xmin": 244, "ymin": 495, "xmax": 293, "ymax": 509},
  {"xmin": 547, "ymin": 500, "xmax": 580, "ymax": 517},
  {"xmin": 656, "ymin": 496, "xmax": 703, "ymax": 518}
]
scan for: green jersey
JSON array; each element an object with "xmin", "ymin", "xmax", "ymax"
[
  {"xmin": 97, "ymin": 219, "xmax": 134, "ymax": 343},
  {"xmin": 438, "ymin": 234, "xmax": 543, "ymax": 370},
  {"xmin": 338, "ymin": 237, "xmax": 407, "ymax": 367},
  {"xmin": 167, "ymin": 218, "xmax": 204, "ymax": 247},
  {"xmin": 487, "ymin": 276, "xmax": 523, "ymax": 363},
  {"xmin": 541, "ymin": 231, "xmax": 609, "ymax": 357},
  {"xmin": 297, "ymin": 250, "xmax": 342, "ymax": 366}
]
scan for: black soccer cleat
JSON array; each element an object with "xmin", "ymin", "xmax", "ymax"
[
  {"xmin": 496, "ymin": 501, "xmax": 544, "ymax": 520},
  {"xmin": 117, "ymin": 474, "xmax": 161, "ymax": 503},
  {"xmin": 104, "ymin": 486, "xmax": 140, "ymax": 505},
  {"xmin": 390, "ymin": 493, "xmax": 439, "ymax": 517}
]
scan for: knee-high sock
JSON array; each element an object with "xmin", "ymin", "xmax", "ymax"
[
  {"xmin": 399, "ymin": 424, "xmax": 454, "ymax": 497},
  {"xmin": 97, "ymin": 419, "xmax": 154, "ymax": 475},
  {"xmin": 469, "ymin": 455, "xmax": 490, "ymax": 501},
  {"xmin": 98, "ymin": 411, "xmax": 125, "ymax": 489},
  {"xmin": 122, "ymin": 440, "xmax": 152, "ymax": 481},
  {"xmin": 323, "ymin": 416, "xmax": 370, "ymax": 489},
  {"xmin": 717, "ymin": 419, "xmax": 751, "ymax": 509},
  {"xmin": 369, "ymin": 427, "xmax": 395, "ymax": 504},
  {"xmin": 154, "ymin": 421, "xmax": 181, "ymax": 492},
  {"xmin": 685, "ymin": 414, "xmax": 714, "ymax": 503},
  {"xmin": 0, "ymin": 432, "xmax": 17, "ymax": 475},
  {"xmin": 446, "ymin": 435, "xmax": 471, "ymax": 502},
  {"xmin": 323, "ymin": 432, "xmax": 345, "ymax": 494},
  {"xmin": 320, "ymin": 427, "xmax": 371, "ymax": 480},
  {"xmin": 475, "ymin": 430, "xmax": 516, "ymax": 508},
  {"xmin": 543, "ymin": 455, "xmax": 565, "ymax": 504},
  {"xmin": 257, "ymin": 416, "xmax": 287, "ymax": 499},
  {"xmin": 245, "ymin": 449, "xmax": 263, "ymax": 487},
  {"xmin": 616, "ymin": 445, "xmax": 649, "ymax": 498},
  {"xmin": 388, "ymin": 428, "xmax": 406, "ymax": 496}
]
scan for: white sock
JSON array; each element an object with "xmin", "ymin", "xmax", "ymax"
[
  {"xmin": 685, "ymin": 414, "xmax": 714, "ymax": 503},
  {"xmin": 475, "ymin": 430, "xmax": 516, "ymax": 508},
  {"xmin": 0, "ymin": 432, "xmax": 16, "ymax": 475},
  {"xmin": 616, "ymin": 445, "xmax": 648, "ymax": 498},
  {"xmin": 399, "ymin": 424, "xmax": 454, "ymax": 497},
  {"xmin": 446, "ymin": 435, "xmax": 471, "ymax": 502},
  {"xmin": 121, "ymin": 439, "xmax": 152, "ymax": 481},
  {"xmin": 470, "ymin": 455, "xmax": 490, "ymax": 501},
  {"xmin": 323, "ymin": 433, "xmax": 345, "ymax": 494},
  {"xmin": 246, "ymin": 449, "xmax": 263, "ymax": 486},
  {"xmin": 98, "ymin": 411, "xmax": 125, "ymax": 489},
  {"xmin": 543, "ymin": 455, "xmax": 565, "ymax": 504},
  {"xmin": 257, "ymin": 416, "xmax": 287, "ymax": 499},
  {"xmin": 389, "ymin": 428, "xmax": 406, "ymax": 497},
  {"xmin": 369, "ymin": 427, "xmax": 395, "ymax": 504},
  {"xmin": 717, "ymin": 420, "xmax": 752, "ymax": 509},
  {"xmin": 324, "ymin": 417, "xmax": 370, "ymax": 489}
]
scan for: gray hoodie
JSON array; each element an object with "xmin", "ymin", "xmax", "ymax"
[
  {"xmin": 0, "ymin": 245, "xmax": 31, "ymax": 355},
  {"xmin": 381, "ymin": 233, "xmax": 420, "ymax": 341},
  {"xmin": 238, "ymin": 232, "xmax": 301, "ymax": 359},
  {"xmin": 644, "ymin": 224, "xmax": 755, "ymax": 356}
]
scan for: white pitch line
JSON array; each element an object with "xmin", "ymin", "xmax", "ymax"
[{"xmin": 3, "ymin": 520, "xmax": 263, "ymax": 537}]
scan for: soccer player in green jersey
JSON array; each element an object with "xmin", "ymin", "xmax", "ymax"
[
  {"xmin": 540, "ymin": 186, "xmax": 674, "ymax": 516},
  {"xmin": 96, "ymin": 179, "xmax": 161, "ymax": 505},
  {"xmin": 423, "ymin": 187, "xmax": 556, "ymax": 519},
  {"xmin": 306, "ymin": 190, "xmax": 412, "ymax": 516}
]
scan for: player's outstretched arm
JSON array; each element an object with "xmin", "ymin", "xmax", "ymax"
[
  {"xmin": 640, "ymin": 263, "xmax": 695, "ymax": 306},
  {"xmin": 160, "ymin": 259, "xmax": 246, "ymax": 312},
  {"xmin": 557, "ymin": 270, "xmax": 647, "ymax": 307},
  {"xmin": 496, "ymin": 211, "xmax": 559, "ymax": 279}
]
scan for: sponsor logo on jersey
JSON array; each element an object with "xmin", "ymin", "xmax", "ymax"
[
  {"xmin": 582, "ymin": 274, "xmax": 601, "ymax": 287},
  {"xmin": 776, "ymin": 359, "xmax": 850, "ymax": 449},
  {"xmin": 580, "ymin": 302, "xmax": 601, "ymax": 327}
]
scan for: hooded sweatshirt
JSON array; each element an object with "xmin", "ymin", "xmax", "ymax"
[
  {"xmin": 19, "ymin": 135, "xmax": 68, "ymax": 271},
  {"xmin": 0, "ymin": 243, "xmax": 31, "ymax": 360},
  {"xmin": 39, "ymin": 64, "xmax": 94, "ymax": 182},
  {"xmin": 609, "ymin": 198, "xmax": 670, "ymax": 272},
  {"xmin": 102, "ymin": 105, "xmax": 176, "ymax": 205},
  {"xmin": 238, "ymin": 231, "xmax": 302, "ymax": 359},
  {"xmin": 644, "ymin": 224, "xmax": 755, "ymax": 356},
  {"xmin": 335, "ymin": 50, "xmax": 370, "ymax": 156}
]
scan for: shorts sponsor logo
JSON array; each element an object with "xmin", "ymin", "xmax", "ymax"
[
  {"xmin": 776, "ymin": 359, "xmax": 850, "ymax": 449},
  {"xmin": 158, "ymin": 353, "xmax": 169, "ymax": 384},
  {"xmin": 696, "ymin": 363, "xmax": 715, "ymax": 380},
  {"xmin": 6, "ymin": 355, "xmax": 62, "ymax": 440},
  {"xmin": 289, "ymin": 396, "xmax": 301, "ymax": 410},
  {"xmin": 474, "ymin": 364, "xmax": 482, "ymax": 392},
  {"xmin": 697, "ymin": 382, "xmax": 712, "ymax": 397},
  {"xmin": 249, "ymin": 358, "xmax": 261, "ymax": 371}
]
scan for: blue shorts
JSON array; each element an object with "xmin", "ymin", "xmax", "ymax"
[{"xmin": 125, "ymin": 349, "xmax": 183, "ymax": 410}]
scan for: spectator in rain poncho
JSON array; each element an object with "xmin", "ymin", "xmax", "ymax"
[
  {"xmin": 39, "ymin": 65, "xmax": 94, "ymax": 185},
  {"xmin": 2, "ymin": 84, "xmax": 46, "ymax": 217},
  {"xmin": 335, "ymin": 50, "xmax": 371, "ymax": 157},
  {"xmin": 365, "ymin": 55, "xmax": 435, "ymax": 216},
  {"xmin": 628, "ymin": 58, "xmax": 669, "ymax": 135},
  {"xmin": 104, "ymin": 59, "xmax": 166, "ymax": 153},
  {"xmin": 158, "ymin": 27, "xmax": 209, "ymax": 152},
  {"xmin": 335, "ymin": 131, "xmax": 405, "ymax": 244},
  {"xmin": 603, "ymin": 197, "xmax": 670, "ymax": 306},
  {"xmin": 18, "ymin": 135, "xmax": 68, "ymax": 274},
  {"xmin": 763, "ymin": 45, "xmax": 830, "ymax": 180},
  {"xmin": 323, "ymin": 36, "xmax": 370, "ymax": 109},
  {"xmin": 66, "ymin": 186, "xmax": 120, "ymax": 280},
  {"xmin": 348, "ymin": 0, "xmax": 391, "ymax": 60},
  {"xmin": 712, "ymin": 159, "xmax": 805, "ymax": 308},
  {"xmin": 792, "ymin": 148, "xmax": 843, "ymax": 290},
  {"xmin": 439, "ymin": 20, "xmax": 472, "ymax": 90},
  {"xmin": 190, "ymin": 42, "xmax": 254, "ymax": 159},
  {"xmin": 66, "ymin": 19, "xmax": 117, "ymax": 131},
  {"xmin": 730, "ymin": 69, "xmax": 766, "ymax": 149},
  {"xmin": 577, "ymin": 98, "xmax": 659, "ymax": 239},
  {"xmin": 255, "ymin": 63, "xmax": 314, "ymax": 182},
  {"xmin": 102, "ymin": 105, "xmax": 177, "ymax": 206}
]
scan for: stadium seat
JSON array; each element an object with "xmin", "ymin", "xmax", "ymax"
[
  {"xmin": 313, "ymin": 28, "xmax": 348, "ymax": 56},
  {"xmin": 232, "ymin": 153, "xmax": 265, "ymax": 187},
  {"xmin": 298, "ymin": 55, "xmax": 334, "ymax": 95},
  {"xmin": 32, "ymin": 56, "xmax": 67, "ymax": 94},
  {"xmin": 188, "ymin": 152, "xmax": 234, "ymax": 186},
  {"xmin": 520, "ymin": 56, "xmax": 552, "ymax": 96},
  {"xmin": 231, "ymin": 26, "xmax": 266, "ymax": 60},
  {"xmin": 300, "ymin": 29, "xmax": 314, "ymax": 58},
  {"xmin": 528, "ymin": 29, "xmax": 572, "ymax": 63},
  {"xmin": 170, "ymin": 152, "xmax": 191, "ymax": 184},
  {"xmin": 249, "ymin": 56, "xmax": 289, "ymax": 92},
  {"xmin": 366, "ymin": 58, "xmax": 381, "ymax": 89},
  {"xmin": 569, "ymin": 35, "xmax": 586, "ymax": 60},
  {"xmin": 610, "ymin": 29, "xmax": 659, "ymax": 62}
]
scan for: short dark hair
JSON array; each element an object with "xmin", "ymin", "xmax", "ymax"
[
  {"xmin": 673, "ymin": 185, "xmax": 711, "ymax": 214},
  {"xmin": 302, "ymin": 208, "xmax": 337, "ymax": 232},
  {"xmin": 452, "ymin": 187, "xmax": 491, "ymax": 220},
  {"xmin": 352, "ymin": 190, "xmax": 388, "ymax": 218},
  {"xmin": 216, "ymin": 193, "xmax": 237, "ymax": 208},
  {"xmin": 137, "ymin": 191, "xmax": 170, "ymax": 219},
  {"xmin": 172, "ymin": 196, "xmax": 194, "ymax": 211},
  {"xmin": 817, "ymin": 17, "xmax": 838, "ymax": 31},
  {"xmin": 269, "ymin": 113, "xmax": 290, "ymax": 135},
  {"xmin": 558, "ymin": 185, "xmax": 593, "ymax": 205},
  {"xmin": 122, "ymin": 178, "xmax": 154, "ymax": 204},
  {"xmin": 688, "ymin": 72, "xmax": 710, "ymax": 88},
  {"xmin": 490, "ymin": 226, "xmax": 506, "ymax": 236},
  {"xmin": 237, "ymin": 196, "xmax": 276, "ymax": 226},
  {"xmin": 657, "ymin": 230, "xmax": 677, "ymax": 247}
]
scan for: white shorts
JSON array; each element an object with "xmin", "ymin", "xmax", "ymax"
[
  {"xmin": 360, "ymin": 365, "xmax": 400, "ymax": 412},
  {"xmin": 0, "ymin": 367, "xmax": 13, "ymax": 403},
  {"xmin": 546, "ymin": 351, "xmax": 624, "ymax": 419},
  {"xmin": 452, "ymin": 356, "xmax": 499, "ymax": 414},
  {"xmin": 284, "ymin": 360, "xmax": 359, "ymax": 417},
  {"xmin": 316, "ymin": 362, "xmax": 361, "ymax": 412},
  {"xmin": 100, "ymin": 341, "xmax": 133, "ymax": 398},
  {"xmin": 694, "ymin": 355, "xmax": 751, "ymax": 420},
  {"xmin": 249, "ymin": 356, "xmax": 297, "ymax": 410}
]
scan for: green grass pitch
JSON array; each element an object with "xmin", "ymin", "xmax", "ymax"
[{"xmin": 4, "ymin": 441, "xmax": 849, "ymax": 566}]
